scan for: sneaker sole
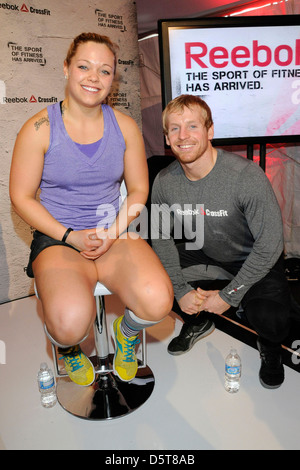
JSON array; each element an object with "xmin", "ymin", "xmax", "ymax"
[
  {"xmin": 167, "ymin": 322, "xmax": 215, "ymax": 356},
  {"xmin": 259, "ymin": 377, "xmax": 283, "ymax": 389}
]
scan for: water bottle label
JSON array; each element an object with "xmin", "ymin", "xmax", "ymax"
[
  {"xmin": 225, "ymin": 365, "xmax": 240, "ymax": 375},
  {"xmin": 39, "ymin": 378, "xmax": 55, "ymax": 390}
]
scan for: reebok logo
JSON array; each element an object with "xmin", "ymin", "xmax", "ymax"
[
  {"xmin": 177, "ymin": 208, "xmax": 199, "ymax": 216},
  {"xmin": 1, "ymin": 95, "xmax": 58, "ymax": 104},
  {"xmin": 0, "ymin": 3, "xmax": 51, "ymax": 15},
  {"xmin": 228, "ymin": 285, "xmax": 245, "ymax": 295},
  {"xmin": 0, "ymin": 3, "xmax": 19, "ymax": 10}
]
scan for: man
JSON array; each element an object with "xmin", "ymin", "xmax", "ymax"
[{"xmin": 151, "ymin": 94, "xmax": 291, "ymax": 389}]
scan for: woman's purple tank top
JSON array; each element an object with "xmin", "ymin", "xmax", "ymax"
[{"xmin": 40, "ymin": 103, "xmax": 125, "ymax": 230}]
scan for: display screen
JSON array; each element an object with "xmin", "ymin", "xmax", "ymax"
[{"xmin": 158, "ymin": 16, "xmax": 300, "ymax": 145}]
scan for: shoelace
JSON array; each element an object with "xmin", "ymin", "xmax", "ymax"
[
  {"xmin": 181, "ymin": 324, "xmax": 201, "ymax": 338},
  {"xmin": 60, "ymin": 352, "xmax": 84, "ymax": 372},
  {"xmin": 123, "ymin": 337, "xmax": 140, "ymax": 363}
]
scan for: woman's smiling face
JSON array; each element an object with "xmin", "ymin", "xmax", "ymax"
[{"xmin": 64, "ymin": 41, "xmax": 115, "ymax": 107}]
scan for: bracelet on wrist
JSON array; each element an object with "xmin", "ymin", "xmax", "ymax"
[{"xmin": 62, "ymin": 227, "xmax": 73, "ymax": 243}]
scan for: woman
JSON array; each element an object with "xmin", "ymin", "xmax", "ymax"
[{"xmin": 10, "ymin": 33, "xmax": 173, "ymax": 386}]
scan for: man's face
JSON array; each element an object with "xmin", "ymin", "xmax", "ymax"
[{"xmin": 165, "ymin": 105, "xmax": 214, "ymax": 165}]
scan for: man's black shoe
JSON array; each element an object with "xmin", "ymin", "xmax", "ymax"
[
  {"xmin": 167, "ymin": 319, "xmax": 215, "ymax": 356},
  {"xmin": 257, "ymin": 338, "xmax": 284, "ymax": 389}
]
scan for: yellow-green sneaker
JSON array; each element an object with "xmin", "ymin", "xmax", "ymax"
[
  {"xmin": 58, "ymin": 345, "xmax": 95, "ymax": 386},
  {"xmin": 112, "ymin": 316, "xmax": 140, "ymax": 382}
]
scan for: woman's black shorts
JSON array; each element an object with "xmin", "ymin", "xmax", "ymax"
[{"xmin": 26, "ymin": 230, "xmax": 79, "ymax": 278}]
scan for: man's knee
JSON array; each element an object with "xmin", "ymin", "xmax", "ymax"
[{"xmin": 244, "ymin": 298, "xmax": 290, "ymax": 343}]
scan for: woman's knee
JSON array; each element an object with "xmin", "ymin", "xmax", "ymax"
[
  {"xmin": 137, "ymin": 277, "xmax": 174, "ymax": 321},
  {"xmin": 43, "ymin": 296, "xmax": 96, "ymax": 346}
]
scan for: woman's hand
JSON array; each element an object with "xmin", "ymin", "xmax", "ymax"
[
  {"xmin": 65, "ymin": 228, "xmax": 110, "ymax": 260},
  {"xmin": 67, "ymin": 228, "xmax": 115, "ymax": 260}
]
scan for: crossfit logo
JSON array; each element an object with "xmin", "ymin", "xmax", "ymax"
[
  {"xmin": 177, "ymin": 206, "xmax": 229, "ymax": 217},
  {"xmin": 1, "ymin": 94, "xmax": 58, "ymax": 104},
  {"xmin": 0, "ymin": 92, "xmax": 58, "ymax": 104},
  {"xmin": 206, "ymin": 209, "xmax": 228, "ymax": 217},
  {"xmin": 0, "ymin": 3, "xmax": 51, "ymax": 15},
  {"xmin": 228, "ymin": 285, "xmax": 245, "ymax": 295},
  {"xmin": 29, "ymin": 95, "xmax": 58, "ymax": 103},
  {"xmin": 200, "ymin": 208, "xmax": 229, "ymax": 217},
  {"xmin": 21, "ymin": 3, "xmax": 51, "ymax": 15}
]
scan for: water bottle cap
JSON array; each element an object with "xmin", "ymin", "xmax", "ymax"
[{"xmin": 40, "ymin": 362, "xmax": 48, "ymax": 370}]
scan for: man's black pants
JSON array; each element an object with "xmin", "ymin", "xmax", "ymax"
[{"xmin": 173, "ymin": 245, "xmax": 291, "ymax": 344}]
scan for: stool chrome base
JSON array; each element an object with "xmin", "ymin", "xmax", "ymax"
[{"xmin": 56, "ymin": 354, "xmax": 155, "ymax": 420}]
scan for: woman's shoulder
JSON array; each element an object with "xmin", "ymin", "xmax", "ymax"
[
  {"xmin": 20, "ymin": 107, "xmax": 50, "ymax": 134},
  {"xmin": 110, "ymin": 106, "xmax": 140, "ymax": 132},
  {"xmin": 17, "ymin": 107, "xmax": 51, "ymax": 152}
]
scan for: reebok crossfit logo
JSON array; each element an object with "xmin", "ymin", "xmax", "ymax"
[
  {"xmin": 0, "ymin": 3, "xmax": 51, "ymax": 15},
  {"xmin": 176, "ymin": 207, "xmax": 229, "ymax": 217},
  {"xmin": 1, "ymin": 95, "xmax": 57, "ymax": 104}
]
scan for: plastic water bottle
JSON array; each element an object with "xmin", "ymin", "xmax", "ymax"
[
  {"xmin": 225, "ymin": 348, "xmax": 241, "ymax": 393},
  {"xmin": 37, "ymin": 362, "xmax": 57, "ymax": 408}
]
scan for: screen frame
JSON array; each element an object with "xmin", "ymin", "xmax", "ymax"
[{"xmin": 158, "ymin": 15, "xmax": 300, "ymax": 146}]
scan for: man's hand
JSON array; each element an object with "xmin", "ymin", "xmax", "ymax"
[
  {"xmin": 197, "ymin": 288, "xmax": 231, "ymax": 315},
  {"xmin": 178, "ymin": 289, "xmax": 208, "ymax": 315}
]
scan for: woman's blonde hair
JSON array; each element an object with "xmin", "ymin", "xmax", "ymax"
[{"xmin": 65, "ymin": 32, "xmax": 119, "ymax": 73}]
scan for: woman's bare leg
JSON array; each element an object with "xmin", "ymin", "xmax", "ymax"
[
  {"xmin": 33, "ymin": 245, "xmax": 98, "ymax": 347},
  {"xmin": 95, "ymin": 236, "xmax": 173, "ymax": 322},
  {"xmin": 94, "ymin": 235, "xmax": 173, "ymax": 381}
]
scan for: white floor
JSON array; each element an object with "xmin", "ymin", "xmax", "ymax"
[{"xmin": 1, "ymin": 294, "xmax": 300, "ymax": 451}]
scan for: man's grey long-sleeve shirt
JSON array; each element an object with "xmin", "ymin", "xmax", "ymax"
[{"xmin": 151, "ymin": 149, "xmax": 284, "ymax": 307}]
